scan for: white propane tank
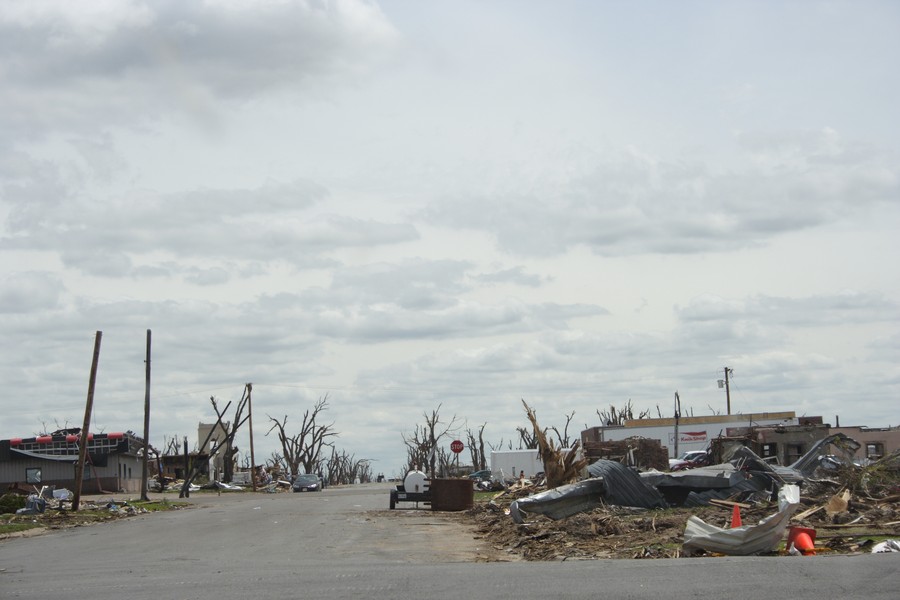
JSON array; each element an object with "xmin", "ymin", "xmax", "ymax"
[{"xmin": 403, "ymin": 470, "xmax": 428, "ymax": 493}]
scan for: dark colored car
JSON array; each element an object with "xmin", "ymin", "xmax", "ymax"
[
  {"xmin": 468, "ymin": 469, "xmax": 492, "ymax": 481},
  {"xmin": 292, "ymin": 473, "xmax": 322, "ymax": 492}
]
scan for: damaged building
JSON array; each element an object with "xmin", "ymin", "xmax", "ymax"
[
  {"xmin": 0, "ymin": 430, "xmax": 146, "ymax": 493},
  {"xmin": 581, "ymin": 411, "xmax": 830, "ymax": 462}
]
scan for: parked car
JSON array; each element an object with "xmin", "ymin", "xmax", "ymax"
[
  {"xmin": 468, "ymin": 469, "xmax": 492, "ymax": 481},
  {"xmin": 669, "ymin": 450, "xmax": 710, "ymax": 471},
  {"xmin": 292, "ymin": 473, "xmax": 322, "ymax": 492}
]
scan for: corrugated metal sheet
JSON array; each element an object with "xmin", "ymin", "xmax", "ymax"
[{"xmin": 509, "ymin": 460, "xmax": 666, "ymax": 522}]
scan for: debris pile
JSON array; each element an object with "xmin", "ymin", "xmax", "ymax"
[
  {"xmin": 583, "ymin": 437, "xmax": 669, "ymax": 471},
  {"xmin": 463, "ymin": 440, "xmax": 900, "ymax": 561}
]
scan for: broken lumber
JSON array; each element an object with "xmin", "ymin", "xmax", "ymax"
[
  {"xmin": 709, "ymin": 499, "xmax": 752, "ymax": 510},
  {"xmin": 792, "ymin": 505, "xmax": 824, "ymax": 521}
]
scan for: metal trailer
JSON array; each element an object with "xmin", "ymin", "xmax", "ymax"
[{"xmin": 389, "ymin": 470, "xmax": 430, "ymax": 509}]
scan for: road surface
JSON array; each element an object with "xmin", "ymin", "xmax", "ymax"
[{"xmin": 1, "ymin": 483, "xmax": 896, "ymax": 599}]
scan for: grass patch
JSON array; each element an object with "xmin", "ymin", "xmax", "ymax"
[
  {"xmin": 0, "ymin": 521, "xmax": 43, "ymax": 535},
  {"xmin": 474, "ymin": 491, "xmax": 499, "ymax": 503},
  {"xmin": 129, "ymin": 499, "xmax": 190, "ymax": 511}
]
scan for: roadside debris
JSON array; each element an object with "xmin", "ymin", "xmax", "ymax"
[
  {"xmin": 509, "ymin": 461, "xmax": 666, "ymax": 524},
  {"xmin": 682, "ymin": 484, "xmax": 800, "ymax": 556},
  {"xmin": 460, "ymin": 430, "xmax": 899, "ymax": 561},
  {"xmin": 872, "ymin": 540, "xmax": 900, "ymax": 553}
]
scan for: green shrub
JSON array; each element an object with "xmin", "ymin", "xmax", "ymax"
[{"xmin": 0, "ymin": 493, "xmax": 27, "ymax": 514}]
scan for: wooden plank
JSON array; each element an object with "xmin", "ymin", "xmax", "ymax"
[
  {"xmin": 792, "ymin": 505, "xmax": 825, "ymax": 521},
  {"xmin": 709, "ymin": 499, "xmax": 752, "ymax": 509}
]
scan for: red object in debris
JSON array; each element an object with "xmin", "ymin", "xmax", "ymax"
[
  {"xmin": 36, "ymin": 436, "xmax": 53, "ymax": 444},
  {"xmin": 66, "ymin": 434, "xmax": 78, "ymax": 443},
  {"xmin": 787, "ymin": 526, "xmax": 817, "ymax": 555},
  {"xmin": 107, "ymin": 432, "xmax": 124, "ymax": 439},
  {"xmin": 10, "ymin": 438, "xmax": 22, "ymax": 446},
  {"xmin": 731, "ymin": 504, "xmax": 742, "ymax": 528}
]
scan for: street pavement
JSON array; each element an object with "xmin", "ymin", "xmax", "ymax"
[{"xmin": 1, "ymin": 483, "xmax": 896, "ymax": 599}]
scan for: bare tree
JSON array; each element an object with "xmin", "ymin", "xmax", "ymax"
[
  {"xmin": 179, "ymin": 392, "xmax": 250, "ymax": 497},
  {"xmin": 266, "ymin": 395, "xmax": 338, "ymax": 479},
  {"xmin": 549, "ymin": 410, "xmax": 577, "ymax": 448},
  {"xmin": 324, "ymin": 448, "xmax": 373, "ymax": 485},
  {"xmin": 466, "ymin": 423, "xmax": 488, "ymax": 471},
  {"xmin": 516, "ymin": 425, "xmax": 540, "ymax": 449},
  {"xmin": 400, "ymin": 403, "xmax": 460, "ymax": 477},
  {"xmin": 213, "ymin": 387, "xmax": 251, "ymax": 483},
  {"xmin": 596, "ymin": 399, "xmax": 649, "ymax": 426}
]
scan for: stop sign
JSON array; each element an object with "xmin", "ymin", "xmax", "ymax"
[{"xmin": 450, "ymin": 439, "xmax": 464, "ymax": 454}]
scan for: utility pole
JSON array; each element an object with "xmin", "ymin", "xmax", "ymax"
[
  {"xmin": 183, "ymin": 436, "xmax": 190, "ymax": 497},
  {"xmin": 673, "ymin": 391, "xmax": 681, "ymax": 459},
  {"xmin": 141, "ymin": 329, "xmax": 151, "ymax": 501},
  {"xmin": 247, "ymin": 383, "xmax": 257, "ymax": 492},
  {"xmin": 73, "ymin": 331, "xmax": 102, "ymax": 511},
  {"xmin": 724, "ymin": 366, "xmax": 733, "ymax": 415}
]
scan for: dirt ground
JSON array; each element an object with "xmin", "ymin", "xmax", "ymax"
[{"xmin": 453, "ymin": 475, "xmax": 900, "ymax": 561}]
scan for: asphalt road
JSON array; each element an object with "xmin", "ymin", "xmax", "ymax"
[{"xmin": 1, "ymin": 483, "xmax": 897, "ymax": 599}]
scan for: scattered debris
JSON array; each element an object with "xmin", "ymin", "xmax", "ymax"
[
  {"xmin": 872, "ymin": 540, "xmax": 900, "ymax": 553},
  {"xmin": 460, "ymin": 431, "xmax": 899, "ymax": 561},
  {"xmin": 682, "ymin": 485, "xmax": 800, "ymax": 556},
  {"xmin": 508, "ymin": 461, "xmax": 667, "ymax": 523}
]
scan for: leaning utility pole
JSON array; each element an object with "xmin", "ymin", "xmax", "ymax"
[
  {"xmin": 73, "ymin": 331, "xmax": 102, "ymax": 511},
  {"xmin": 724, "ymin": 366, "xmax": 733, "ymax": 415},
  {"xmin": 140, "ymin": 329, "xmax": 152, "ymax": 501}
]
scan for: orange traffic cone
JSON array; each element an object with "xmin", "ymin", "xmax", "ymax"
[
  {"xmin": 731, "ymin": 504, "xmax": 742, "ymax": 528},
  {"xmin": 792, "ymin": 532, "xmax": 816, "ymax": 555},
  {"xmin": 787, "ymin": 526, "xmax": 817, "ymax": 555}
]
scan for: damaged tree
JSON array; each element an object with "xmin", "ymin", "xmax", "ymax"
[
  {"xmin": 522, "ymin": 399, "xmax": 588, "ymax": 488},
  {"xmin": 324, "ymin": 448, "xmax": 373, "ymax": 485},
  {"xmin": 596, "ymin": 399, "xmax": 651, "ymax": 427},
  {"xmin": 401, "ymin": 404, "xmax": 460, "ymax": 477},
  {"xmin": 266, "ymin": 395, "xmax": 338, "ymax": 478},
  {"xmin": 179, "ymin": 389, "xmax": 250, "ymax": 498},
  {"xmin": 215, "ymin": 387, "xmax": 252, "ymax": 484},
  {"xmin": 466, "ymin": 423, "xmax": 488, "ymax": 472}
]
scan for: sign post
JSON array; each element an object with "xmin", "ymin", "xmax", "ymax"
[{"xmin": 450, "ymin": 439, "xmax": 464, "ymax": 475}]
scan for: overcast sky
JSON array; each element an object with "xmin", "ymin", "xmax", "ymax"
[{"xmin": 1, "ymin": 0, "xmax": 898, "ymax": 477}]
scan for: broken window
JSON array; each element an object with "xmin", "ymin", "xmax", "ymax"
[
  {"xmin": 760, "ymin": 443, "xmax": 778, "ymax": 459},
  {"xmin": 866, "ymin": 442, "xmax": 885, "ymax": 460},
  {"xmin": 786, "ymin": 443, "xmax": 805, "ymax": 464},
  {"xmin": 25, "ymin": 467, "xmax": 41, "ymax": 484}
]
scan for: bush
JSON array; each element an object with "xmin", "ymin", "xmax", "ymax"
[{"xmin": 0, "ymin": 493, "xmax": 27, "ymax": 514}]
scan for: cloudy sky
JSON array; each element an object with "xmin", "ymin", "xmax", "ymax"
[{"xmin": 2, "ymin": 0, "xmax": 898, "ymax": 476}]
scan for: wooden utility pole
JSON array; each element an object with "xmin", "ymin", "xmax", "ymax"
[
  {"xmin": 247, "ymin": 383, "xmax": 257, "ymax": 492},
  {"xmin": 73, "ymin": 331, "xmax": 102, "ymax": 511},
  {"xmin": 183, "ymin": 436, "xmax": 190, "ymax": 497},
  {"xmin": 724, "ymin": 367, "xmax": 733, "ymax": 415},
  {"xmin": 673, "ymin": 391, "xmax": 681, "ymax": 459},
  {"xmin": 140, "ymin": 329, "xmax": 152, "ymax": 501}
]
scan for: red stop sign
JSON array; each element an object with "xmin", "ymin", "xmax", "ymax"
[{"xmin": 450, "ymin": 439, "xmax": 464, "ymax": 453}]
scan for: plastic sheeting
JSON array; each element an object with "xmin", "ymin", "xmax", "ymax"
[{"xmin": 682, "ymin": 484, "xmax": 800, "ymax": 556}]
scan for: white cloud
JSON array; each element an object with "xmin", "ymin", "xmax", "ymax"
[{"xmin": 1, "ymin": 1, "xmax": 898, "ymax": 473}]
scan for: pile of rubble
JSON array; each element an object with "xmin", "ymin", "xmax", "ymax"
[{"xmin": 463, "ymin": 437, "xmax": 900, "ymax": 560}]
